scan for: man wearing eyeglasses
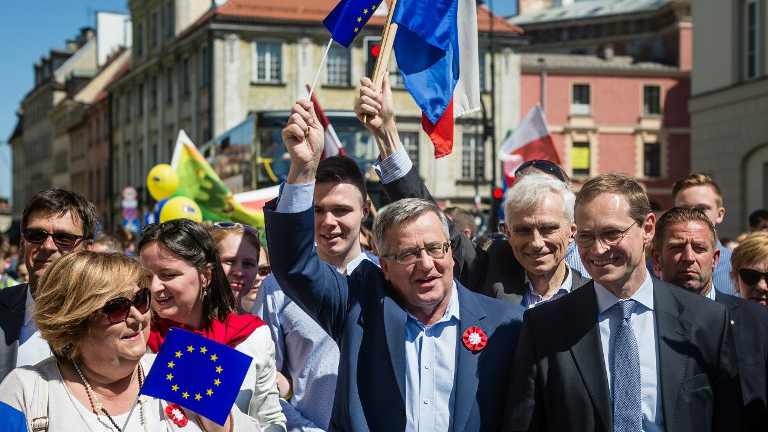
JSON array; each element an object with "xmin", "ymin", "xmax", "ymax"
[
  {"xmin": 504, "ymin": 173, "xmax": 742, "ymax": 432},
  {"xmin": 651, "ymin": 207, "xmax": 767, "ymax": 430},
  {"xmin": 355, "ymin": 77, "xmax": 588, "ymax": 305},
  {"xmin": 0, "ymin": 189, "xmax": 98, "ymax": 382},
  {"xmin": 264, "ymin": 99, "xmax": 524, "ymax": 431}
]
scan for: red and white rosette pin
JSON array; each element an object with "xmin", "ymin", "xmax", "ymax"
[
  {"xmin": 165, "ymin": 403, "xmax": 189, "ymax": 427},
  {"xmin": 462, "ymin": 326, "xmax": 488, "ymax": 352}
]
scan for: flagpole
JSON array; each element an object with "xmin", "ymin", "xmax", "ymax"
[
  {"xmin": 120, "ymin": 394, "xmax": 142, "ymax": 431},
  {"xmin": 364, "ymin": 0, "xmax": 400, "ymax": 124},
  {"xmin": 309, "ymin": 38, "xmax": 334, "ymax": 99}
]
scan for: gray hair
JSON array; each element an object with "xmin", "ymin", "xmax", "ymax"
[
  {"xmin": 504, "ymin": 173, "xmax": 576, "ymax": 226},
  {"xmin": 372, "ymin": 198, "xmax": 450, "ymax": 255}
]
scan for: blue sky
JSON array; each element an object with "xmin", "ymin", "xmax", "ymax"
[{"xmin": 0, "ymin": 0, "xmax": 517, "ymax": 202}]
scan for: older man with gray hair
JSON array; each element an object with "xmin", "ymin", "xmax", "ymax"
[
  {"xmin": 502, "ymin": 173, "xmax": 589, "ymax": 306},
  {"xmin": 265, "ymin": 99, "xmax": 524, "ymax": 432}
]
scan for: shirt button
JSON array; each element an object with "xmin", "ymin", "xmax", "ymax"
[
  {"xmin": 425, "ymin": 331, "xmax": 431, "ymax": 336},
  {"xmin": 424, "ymin": 364, "xmax": 430, "ymax": 369},
  {"xmin": 423, "ymin": 399, "xmax": 430, "ymax": 404}
]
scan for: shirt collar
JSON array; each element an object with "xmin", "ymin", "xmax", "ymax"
[
  {"xmin": 705, "ymin": 285, "xmax": 717, "ymax": 300},
  {"xmin": 594, "ymin": 269, "xmax": 654, "ymax": 315},
  {"xmin": 524, "ymin": 265, "xmax": 573, "ymax": 298},
  {"xmin": 406, "ymin": 281, "xmax": 460, "ymax": 328},
  {"xmin": 343, "ymin": 250, "xmax": 369, "ymax": 274},
  {"xmin": 24, "ymin": 286, "xmax": 35, "ymax": 326}
]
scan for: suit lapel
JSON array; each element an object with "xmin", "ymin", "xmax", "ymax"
[
  {"xmin": 383, "ymin": 291, "xmax": 408, "ymax": 403},
  {"xmin": 0, "ymin": 284, "xmax": 27, "ymax": 345},
  {"xmin": 653, "ymin": 280, "xmax": 692, "ymax": 431},
  {"xmin": 565, "ymin": 282, "xmax": 613, "ymax": 432},
  {"xmin": 452, "ymin": 286, "xmax": 485, "ymax": 432}
]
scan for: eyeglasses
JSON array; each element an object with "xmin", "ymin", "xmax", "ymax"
[
  {"xmin": 99, "ymin": 288, "xmax": 151, "ymax": 323},
  {"xmin": 514, "ymin": 159, "xmax": 567, "ymax": 183},
  {"xmin": 257, "ymin": 265, "xmax": 271, "ymax": 277},
  {"xmin": 23, "ymin": 228, "xmax": 88, "ymax": 249},
  {"xmin": 213, "ymin": 221, "xmax": 261, "ymax": 236},
  {"xmin": 381, "ymin": 242, "xmax": 450, "ymax": 265},
  {"xmin": 738, "ymin": 268, "xmax": 768, "ymax": 285},
  {"xmin": 575, "ymin": 221, "xmax": 638, "ymax": 248}
]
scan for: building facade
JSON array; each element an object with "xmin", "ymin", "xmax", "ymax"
[
  {"xmin": 511, "ymin": 0, "xmax": 692, "ymax": 208},
  {"xmin": 109, "ymin": 0, "xmax": 524, "ymax": 225},
  {"xmin": 689, "ymin": 0, "xmax": 768, "ymax": 236}
]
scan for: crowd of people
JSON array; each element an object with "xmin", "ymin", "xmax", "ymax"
[{"xmin": 0, "ymin": 75, "xmax": 767, "ymax": 432}]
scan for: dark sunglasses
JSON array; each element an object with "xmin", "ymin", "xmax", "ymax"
[
  {"xmin": 514, "ymin": 159, "xmax": 566, "ymax": 183},
  {"xmin": 739, "ymin": 268, "xmax": 768, "ymax": 286},
  {"xmin": 257, "ymin": 265, "xmax": 271, "ymax": 277},
  {"xmin": 99, "ymin": 288, "xmax": 151, "ymax": 323},
  {"xmin": 23, "ymin": 228, "xmax": 88, "ymax": 249}
]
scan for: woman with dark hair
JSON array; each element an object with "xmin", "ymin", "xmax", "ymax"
[{"xmin": 139, "ymin": 219, "xmax": 286, "ymax": 432}]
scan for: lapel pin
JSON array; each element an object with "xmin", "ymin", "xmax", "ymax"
[
  {"xmin": 165, "ymin": 403, "xmax": 189, "ymax": 427},
  {"xmin": 462, "ymin": 326, "xmax": 488, "ymax": 352}
]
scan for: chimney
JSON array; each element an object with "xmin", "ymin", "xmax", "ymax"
[{"xmin": 600, "ymin": 44, "xmax": 615, "ymax": 61}]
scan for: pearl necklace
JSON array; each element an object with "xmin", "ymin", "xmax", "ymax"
[{"xmin": 72, "ymin": 361, "xmax": 148, "ymax": 432}]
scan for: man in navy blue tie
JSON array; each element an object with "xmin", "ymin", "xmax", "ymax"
[{"xmin": 504, "ymin": 173, "xmax": 742, "ymax": 432}]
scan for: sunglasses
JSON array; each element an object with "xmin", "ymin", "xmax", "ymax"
[
  {"xmin": 739, "ymin": 268, "xmax": 768, "ymax": 286},
  {"xmin": 99, "ymin": 288, "xmax": 151, "ymax": 323},
  {"xmin": 257, "ymin": 265, "xmax": 271, "ymax": 277},
  {"xmin": 514, "ymin": 159, "xmax": 566, "ymax": 183},
  {"xmin": 23, "ymin": 228, "xmax": 88, "ymax": 249},
  {"xmin": 213, "ymin": 221, "xmax": 261, "ymax": 236}
]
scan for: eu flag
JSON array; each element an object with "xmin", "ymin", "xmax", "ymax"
[
  {"xmin": 323, "ymin": 0, "xmax": 383, "ymax": 48},
  {"xmin": 140, "ymin": 328, "xmax": 252, "ymax": 426}
]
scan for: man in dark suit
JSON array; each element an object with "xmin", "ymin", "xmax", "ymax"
[
  {"xmin": 266, "ymin": 99, "xmax": 524, "ymax": 431},
  {"xmin": 504, "ymin": 173, "xmax": 742, "ymax": 432},
  {"xmin": 652, "ymin": 207, "xmax": 767, "ymax": 430},
  {"xmin": 355, "ymin": 76, "xmax": 588, "ymax": 306},
  {"xmin": 0, "ymin": 189, "xmax": 97, "ymax": 382}
]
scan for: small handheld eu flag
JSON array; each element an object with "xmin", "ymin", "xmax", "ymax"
[
  {"xmin": 140, "ymin": 328, "xmax": 253, "ymax": 426},
  {"xmin": 323, "ymin": 0, "xmax": 383, "ymax": 48}
]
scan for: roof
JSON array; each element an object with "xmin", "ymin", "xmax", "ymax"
[
  {"xmin": 521, "ymin": 52, "xmax": 680, "ymax": 72},
  {"xmin": 511, "ymin": 0, "xmax": 680, "ymax": 25},
  {"xmin": 193, "ymin": 0, "xmax": 521, "ymax": 34}
]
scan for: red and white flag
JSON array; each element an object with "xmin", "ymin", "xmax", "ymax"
[
  {"xmin": 307, "ymin": 85, "xmax": 345, "ymax": 159},
  {"xmin": 499, "ymin": 103, "xmax": 561, "ymax": 185}
]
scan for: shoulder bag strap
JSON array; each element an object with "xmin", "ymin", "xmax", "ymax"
[{"xmin": 30, "ymin": 369, "xmax": 49, "ymax": 431}]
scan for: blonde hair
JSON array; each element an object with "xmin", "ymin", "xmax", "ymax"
[
  {"xmin": 672, "ymin": 173, "xmax": 723, "ymax": 208},
  {"xmin": 730, "ymin": 232, "xmax": 768, "ymax": 285},
  {"xmin": 34, "ymin": 251, "xmax": 151, "ymax": 362},
  {"xmin": 211, "ymin": 226, "xmax": 261, "ymax": 257}
]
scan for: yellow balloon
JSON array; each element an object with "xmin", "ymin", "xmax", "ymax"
[
  {"xmin": 159, "ymin": 197, "xmax": 203, "ymax": 223},
  {"xmin": 147, "ymin": 164, "xmax": 179, "ymax": 201}
]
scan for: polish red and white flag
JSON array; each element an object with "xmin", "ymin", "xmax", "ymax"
[
  {"xmin": 499, "ymin": 103, "xmax": 561, "ymax": 185},
  {"xmin": 307, "ymin": 85, "xmax": 345, "ymax": 159}
]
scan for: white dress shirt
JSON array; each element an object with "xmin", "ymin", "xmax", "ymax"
[
  {"xmin": 16, "ymin": 287, "xmax": 51, "ymax": 368},
  {"xmin": 522, "ymin": 266, "xmax": 573, "ymax": 308},
  {"xmin": 594, "ymin": 272, "xmax": 664, "ymax": 432}
]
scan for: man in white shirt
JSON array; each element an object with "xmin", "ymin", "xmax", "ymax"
[{"xmin": 0, "ymin": 189, "xmax": 97, "ymax": 381}]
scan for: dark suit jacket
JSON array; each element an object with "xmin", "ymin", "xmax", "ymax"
[
  {"xmin": 265, "ymin": 201, "xmax": 525, "ymax": 432},
  {"xmin": 381, "ymin": 167, "xmax": 588, "ymax": 303},
  {"xmin": 0, "ymin": 284, "xmax": 27, "ymax": 383},
  {"xmin": 715, "ymin": 290, "xmax": 768, "ymax": 430},
  {"xmin": 504, "ymin": 279, "xmax": 742, "ymax": 432}
]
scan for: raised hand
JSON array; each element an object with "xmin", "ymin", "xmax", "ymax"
[
  {"xmin": 282, "ymin": 100, "xmax": 324, "ymax": 184},
  {"xmin": 355, "ymin": 73, "xmax": 395, "ymax": 137}
]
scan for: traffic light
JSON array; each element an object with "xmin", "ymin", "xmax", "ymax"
[
  {"xmin": 364, "ymin": 37, "xmax": 381, "ymax": 78},
  {"xmin": 489, "ymin": 187, "xmax": 504, "ymax": 233}
]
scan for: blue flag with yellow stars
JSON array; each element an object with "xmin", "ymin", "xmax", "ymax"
[
  {"xmin": 323, "ymin": 0, "xmax": 383, "ymax": 48},
  {"xmin": 140, "ymin": 328, "xmax": 252, "ymax": 426}
]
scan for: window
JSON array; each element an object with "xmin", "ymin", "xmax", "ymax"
[
  {"xmin": 151, "ymin": 12, "xmax": 159, "ymax": 48},
  {"xmin": 166, "ymin": 68, "xmax": 173, "ymax": 102},
  {"xmin": 138, "ymin": 83, "xmax": 144, "ymax": 116},
  {"xmin": 400, "ymin": 132, "xmax": 420, "ymax": 168},
  {"xmin": 479, "ymin": 50, "xmax": 489, "ymax": 92},
  {"xmin": 643, "ymin": 85, "xmax": 661, "ymax": 115},
  {"xmin": 571, "ymin": 84, "xmax": 591, "ymax": 115},
  {"xmin": 644, "ymin": 143, "xmax": 661, "ymax": 177},
  {"xmin": 151, "ymin": 76, "xmax": 158, "ymax": 109},
  {"xmin": 745, "ymin": 0, "xmax": 761, "ymax": 79},
  {"xmin": 166, "ymin": 1, "xmax": 174, "ymax": 38},
  {"xmin": 252, "ymin": 42, "xmax": 282, "ymax": 84},
  {"xmin": 152, "ymin": 143, "xmax": 158, "ymax": 167},
  {"xmin": 182, "ymin": 57, "xmax": 190, "ymax": 95},
  {"xmin": 113, "ymin": 97, "xmax": 120, "ymax": 127},
  {"xmin": 326, "ymin": 45, "xmax": 351, "ymax": 86},
  {"xmin": 125, "ymin": 91, "xmax": 131, "ymax": 121},
  {"xmin": 461, "ymin": 133, "xmax": 485, "ymax": 180},
  {"xmin": 572, "ymin": 141, "xmax": 590, "ymax": 176},
  {"xmin": 126, "ymin": 152, "xmax": 132, "ymax": 186},
  {"xmin": 136, "ymin": 23, "xmax": 144, "ymax": 57},
  {"xmin": 200, "ymin": 44, "xmax": 210, "ymax": 86}
]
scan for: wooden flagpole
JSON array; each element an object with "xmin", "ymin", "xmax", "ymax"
[{"xmin": 364, "ymin": 0, "xmax": 400, "ymax": 123}]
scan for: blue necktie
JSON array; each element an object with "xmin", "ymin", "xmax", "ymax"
[{"xmin": 613, "ymin": 299, "xmax": 642, "ymax": 432}]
